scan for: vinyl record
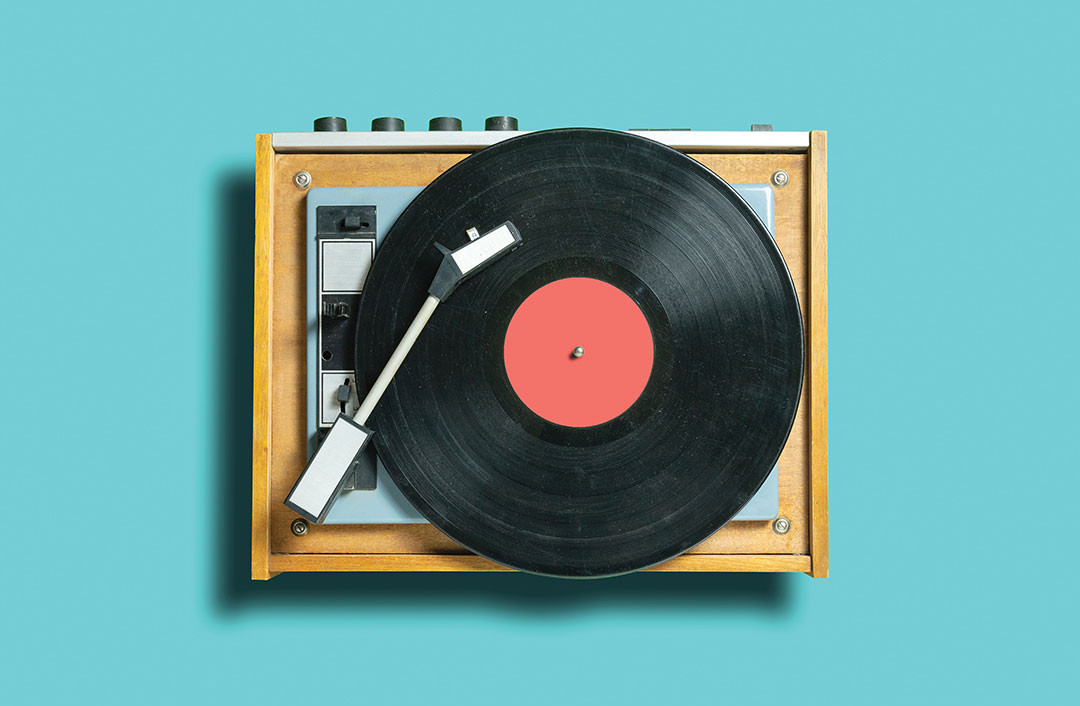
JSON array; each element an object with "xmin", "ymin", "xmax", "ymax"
[{"xmin": 355, "ymin": 128, "xmax": 803, "ymax": 577}]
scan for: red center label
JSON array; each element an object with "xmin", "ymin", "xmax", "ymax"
[{"xmin": 503, "ymin": 277, "xmax": 654, "ymax": 428}]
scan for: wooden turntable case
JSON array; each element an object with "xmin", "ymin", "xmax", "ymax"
[{"xmin": 251, "ymin": 131, "xmax": 828, "ymax": 579}]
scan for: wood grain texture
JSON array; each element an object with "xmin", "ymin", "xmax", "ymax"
[
  {"xmin": 269, "ymin": 553, "xmax": 811, "ymax": 574},
  {"xmin": 807, "ymin": 132, "xmax": 830, "ymax": 577},
  {"xmin": 252, "ymin": 135, "xmax": 274, "ymax": 580},
  {"xmin": 253, "ymin": 144, "xmax": 827, "ymax": 576},
  {"xmin": 690, "ymin": 154, "xmax": 810, "ymax": 558}
]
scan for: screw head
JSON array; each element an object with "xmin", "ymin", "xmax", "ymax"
[
  {"xmin": 293, "ymin": 171, "xmax": 312, "ymax": 189},
  {"xmin": 773, "ymin": 516, "xmax": 791, "ymax": 534},
  {"xmin": 290, "ymin": 518, "xmax": 309, "ymax": 536},
  {"xmin": 771, "ymin": 170, "xmax": 789, "ymax": 188}
]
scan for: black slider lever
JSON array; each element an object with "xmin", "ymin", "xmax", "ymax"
[{"xmin": 337, "ymin": 379, "xmax": 353, "ymax": 415}]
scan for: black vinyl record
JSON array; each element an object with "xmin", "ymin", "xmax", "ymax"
[{"xmin": 356, "ymin": 128, "xmax": 803, "ymax": 577}]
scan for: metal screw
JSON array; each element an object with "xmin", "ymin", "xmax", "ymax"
[
  {"xmin": 771, "ymin": 170, "xmax": 789, "ymax": 188},
  {"xmin": 294, "ymin": 171, "xmax": 312, "ymax": 189},
  {"xmin": 572, "ymin": 346, "xmax": 585, "ymax": 358},
  {"xmin": 772, "ymin": 516, "xmax": 791, "ymax": 534},
  {"xmin": 291, "ymin": 518, "xmax": 309, "ymax": 536}
]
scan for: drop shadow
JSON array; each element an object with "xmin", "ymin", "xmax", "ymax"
[
  {"xmin": 231, "ymin": 570, "xmax": 791, "ymax": 616},
  {"xmin": 210, "ymin": 166, "xmax": 794, "ymax": 616},
  {"xmin": 212, "ymin": 165, "xmax": 256, "ymax": 613}
]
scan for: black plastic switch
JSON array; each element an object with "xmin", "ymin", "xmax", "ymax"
[
  {"xmin": 429, "ymin": 116, "xmax": 463, "ymax": 131},
  {"xmin": 485, "ymin": 116, "xmax": 518, "ymax": 130},
  {"xmin": 322, "ymin": 301, "xmax": 351, "ymax": 319},
  {"xmin": 314, "ymin": 116, "xmax": 348, "ymax": 132},
  {"xmin": 342, "ymin": 215, "xmax": 367, "ymax": 231},
  {"xmin": 371, "ymin": 117, "xmax": 405, "ymax": 131}
]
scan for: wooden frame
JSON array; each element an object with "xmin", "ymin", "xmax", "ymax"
[{"xmin": 251, "ymin": 131, "xmax": 828, "ymax": 579}]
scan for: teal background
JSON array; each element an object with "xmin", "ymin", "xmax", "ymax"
[{"xmin": 1, "ymin": 0, "xmax": 1076, "ymax": 702}]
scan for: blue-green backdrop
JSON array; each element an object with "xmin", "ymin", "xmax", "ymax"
[{"xmin": 1, "ymin": 1, "xmax": 1076, "ymax": 702}]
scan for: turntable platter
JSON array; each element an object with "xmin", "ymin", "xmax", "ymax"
[{"xmin": 355, "ymin": 128, "xmax": 804, "ymax": 577}]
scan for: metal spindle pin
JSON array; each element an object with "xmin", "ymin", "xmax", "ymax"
[{"xmin": 572, "ymin": 346, "xmax": 585, "ymax": 358}]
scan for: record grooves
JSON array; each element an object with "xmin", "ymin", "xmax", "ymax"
[{"xmin": 355, "ymin": 128, "xmax": 804, "ymax": 577}]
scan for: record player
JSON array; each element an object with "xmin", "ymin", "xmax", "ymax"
[{"xmin": 251, "ymin": 116, "xmax": 829, "ymax": 578}]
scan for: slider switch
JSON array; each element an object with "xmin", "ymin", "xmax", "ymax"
[{"xmin": 322, "ymin": 301, "xmax": 351, "ymax": 319}]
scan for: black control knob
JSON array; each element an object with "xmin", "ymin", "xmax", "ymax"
[
  {"xmin": 429, "ymin": 116, "xmax": 463, "ymax": 131},
  {"xmin": 371, "ymin": 117, "xmax": 405, "ymax": 132},
  {"xmin": 314, "ymin": 117, "xmax": 348, "ymax": 132},
  {"xmin": 485, "ymin": 116, "xmax": 519, "ymax": 131}
]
